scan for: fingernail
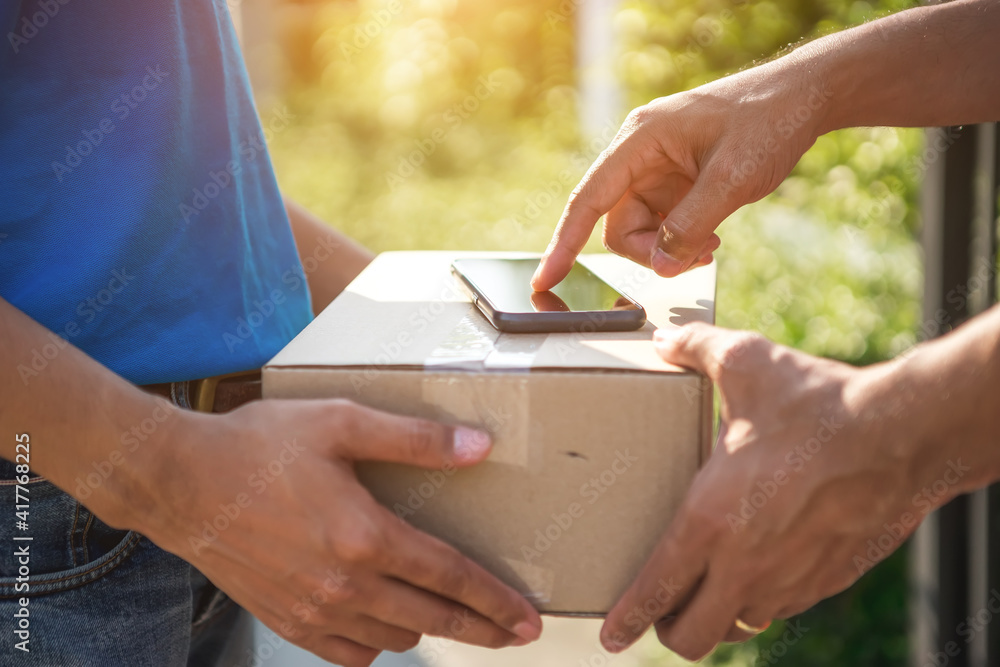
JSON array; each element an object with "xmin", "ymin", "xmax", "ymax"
[
  {"xmin": 452, "ymin": 427, "xmax": 492, "ymax": 464},
  {"xmin": 601, "ymin": 635, "xmax": 627, "ymax": 653},
  {"xmin": 653, "ymin": 329, "xmax": 684, "ymax": 350},
  {"xmin": 651, "ymin": 248, "xmax": 686, "ymax": 277},
  {"xmin": 510, "ymin": 637, "xmax": 531, "ymax": 647},
  {"xmin": 513, "ymin": 620, "xmax": 541, "ymax": 642}
]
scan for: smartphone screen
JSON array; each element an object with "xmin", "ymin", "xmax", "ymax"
[{"xmin": 451, "ymin": 258, "xmax": 645, "ymax": 333}]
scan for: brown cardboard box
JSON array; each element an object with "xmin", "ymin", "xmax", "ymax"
[{"xmin": 263, "ymin": 251, "xmax": 715, "ymax": 615}]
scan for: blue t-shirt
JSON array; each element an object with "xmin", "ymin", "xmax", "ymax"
[{"xmin": 0, "ymin": 0, "xmax": 313, "ymax": 385}]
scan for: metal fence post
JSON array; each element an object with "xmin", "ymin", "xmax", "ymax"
[{"xmin": 910, "ymin": 123, "xmax": 999, "ymax": 667}]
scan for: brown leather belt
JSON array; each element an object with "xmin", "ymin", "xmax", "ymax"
[{"xmin": 143, "ymin": 369, "xmax": 262, "ymax": 413}]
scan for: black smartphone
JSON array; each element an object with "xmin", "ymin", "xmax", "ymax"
[{"xmin": 451, "ymin": 257, "xmax": 646, "ymax": 333}]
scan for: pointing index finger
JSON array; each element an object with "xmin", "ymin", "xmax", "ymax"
[{"xmin": 531, "ymin": 143, "xmax": 636, "ymax": 291}]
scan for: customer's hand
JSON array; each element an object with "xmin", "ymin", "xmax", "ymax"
[
  {"xmin": 139, "ymin": 399, "xmax": 542, "ymax": 667},
  {"xmin": 532, "ymin": 65, "xmax": 830, "ymax": 290},
  {"xmin": 599, "ymin": 323, "xmax": 966, "ymax": 660}
]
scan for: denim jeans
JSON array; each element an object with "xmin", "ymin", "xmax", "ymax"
[{"xmin": 0, "ymin": 457, "xmax": 252, "ymax": 666}]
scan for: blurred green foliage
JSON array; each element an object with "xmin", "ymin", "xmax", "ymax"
[
  {"xmin": 265, "ymin": 0, "xmax": 922, "ymax": 664},
  {"xmin": 268, "ymin": 0, "xmax": 923, "ymax": 364}
]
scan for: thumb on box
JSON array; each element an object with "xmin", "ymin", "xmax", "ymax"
[
  {"xmin": 333, "ymin": 402, "xmax": 492, "ymax": 468},
  {"xmin": 652, "ymin": 323, "xmax": 730, "ymax": 378}
]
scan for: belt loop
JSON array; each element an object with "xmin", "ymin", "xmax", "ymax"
[
  {"xmin": 191, "ymin": 376, "xmax": 220, "ymax": 413},
  {"xmin": 170, "ymin": 380, "xmax": 193, "ymax": 410}
]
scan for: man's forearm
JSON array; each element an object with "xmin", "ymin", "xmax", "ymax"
[
  {"xmin": 779, "ymin": 0, "xmax": 1000, "ymax": 133},
  {"xmin": 284, "ymin": 198, "xmax": 374, "ymax": 314},
  {"xmin": 0, "ymin": 297, "xmax": 192, "ymax": 530},
  {"xmin": 857, "ymin": 303, "xmax": 1000, "ymax": 499}
]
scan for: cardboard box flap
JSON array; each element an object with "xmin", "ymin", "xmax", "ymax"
[{"xmin": 266, "ymin": 251, "xmax": 715, "ymax": 373}]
